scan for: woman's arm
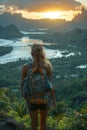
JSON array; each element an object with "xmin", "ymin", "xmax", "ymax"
[
  {"xmin": 21, "ymin": 64, "xmax": 29, "ymax": 89},
  {"xmin": 46, "ymin": 64, "xmax": 56, "ymax": 107},
  {"xmin": 51, "ymin": 87, "xmax": 56, "ymax": 107}
]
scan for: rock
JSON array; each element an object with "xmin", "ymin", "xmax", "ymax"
[{"xmin": 0, "ymin": 113, "xmax": 26, "ymax": 130}]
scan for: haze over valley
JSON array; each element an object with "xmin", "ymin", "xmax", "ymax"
[{"xmin": 0, "ymin": 8, "xmax": 87, "ymax": 32}]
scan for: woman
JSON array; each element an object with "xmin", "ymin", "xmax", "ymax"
[{"xmin": 21, "ymin": 44, "xmax": 56, "ymax": 130}]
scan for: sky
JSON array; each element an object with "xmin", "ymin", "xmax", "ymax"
[{"xmin": 0, "ymin": 0, "xmax": 87, "ymax": 21}]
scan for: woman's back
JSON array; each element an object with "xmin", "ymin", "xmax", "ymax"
[{"xmin": 21, "ymin": 44, "xmax": 56, "ymax": 130}]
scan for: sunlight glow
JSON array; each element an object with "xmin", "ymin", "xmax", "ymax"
[
  {"xmin": 43, "ymin": 12, "xmax": 61, "ymax": 19},
  {"xmin": 42, "ymin": 11, "xmax": 80, "ymax": 21},
  {"xmin": 11, "ymin": 8, "xmax": 81, "ymax": 21}
]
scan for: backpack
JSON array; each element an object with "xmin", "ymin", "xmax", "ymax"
[{"xmin": 22, "ymin": 64, "xmax": 52, "ymax": 104}]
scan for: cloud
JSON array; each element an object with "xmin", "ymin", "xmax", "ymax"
[
  {"xmin": 2, "ymin": 0, "xmax": 82, "ymax": 12},
  {"xmin": 0, "ymin": 0, "xmax": 7, "ymax": 4}
]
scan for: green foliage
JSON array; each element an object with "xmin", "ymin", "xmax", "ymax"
[
  {"xmin": 49, "ymin": 101, "xmax": 68, "ymax": 117},
  {"xmin": 80, "ymin": 103, "xmax": 87, "ymax": 114},
  {"xmin": 8, "ymin": 110, "xmax": 31, "ymax": 130},
  {"xmin": 58, "ymin": 113, "xmax": 87, "ymax": 130},
  {"xmin": 10, "ymin": 99, "xmax": 28, "ymax": 117},
  {"xmin": 0, "ymin": 88, "xmax": 11, "ymax": 112},
  {"xmin": 47, "ymin": 116, "xmax": 58, "ymax": 128},
  {"xmin": 0, "ymin": 51, "xmax": 87, "ymax": 130},
  {"xmin": 73, "ymin": 91, "xmax": 87, "ymax": 105}
]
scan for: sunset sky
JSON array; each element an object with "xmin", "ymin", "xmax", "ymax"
[{"xmin": 0, "ymin": 0, "xmax": 87, "ymax": 21}]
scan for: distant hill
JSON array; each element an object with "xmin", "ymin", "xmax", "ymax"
[
  {"xmin": 0, "ymin": 24, "xmax": 23, "ymax": 39},
  {"xmin": 0, "ymin": 13, "xmax": 66, "ymax": 32},
  {"xmin": 0, "ymin": 8, "xmax": 87, "ymax": 32},
  {"xmin": 29, "ymin": 28, "xmax": 87, "ymax": 47},
  {"xmin": 64, "ymin": 28, "xmax": 87, "ymax": 43},
  {"xmin": 55, "ymin": 8, "xmax": 87, "ymax": 32},
  {"xmin": 73, "ymin": 8, "xmax": 87, "ymax": 23}
]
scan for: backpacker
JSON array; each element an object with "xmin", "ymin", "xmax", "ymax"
[{"xmin": 22, "ymin": 64, "xmax": 52, "ymax": 104}]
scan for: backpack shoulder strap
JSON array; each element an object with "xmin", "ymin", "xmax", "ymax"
[
  {"xmin": 26, "ymin": 62, "xmax": 38, "ymax": 76},
  {"xmin": 27, "ymin": 62, "xmax": 33, "ymax": 68},
  {"xmin": 42, "ymin": 67, "xmax": 51, "ymax": 81},
  {"xmin": 26, "ymin": 62, "xmax": 33, "ymax": 76},
  {"xmin": 37, "ymin": 66, "xmax": 48, "ymax": 78}
]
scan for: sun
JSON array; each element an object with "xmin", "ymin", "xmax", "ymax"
[{"xmin": 43, "ymin": 12, "xmax": 61, "ymax": 19}]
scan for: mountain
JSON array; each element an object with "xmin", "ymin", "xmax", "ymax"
[
  {"xmin": 73, "ymin": 8, "xmax": 87, "ymax": 23},
  {"xmin": 0, "ymin": 12, "xmax": 65, "ymax": 32},
  {"xmin": 0, "ymin": 8, "xmax": 87, "ymax": 32},
  {"xmin": 64, "ymin": 28, "xmax": 87, "ymax": 42},
  {"xmin": 0, "ymin": 24, "xmax": 23, "ymax": 39},
  {"xmin": 54, "ymin": 8, "xmax": 87, "ymax": 32},
  {"xmin": 29, "ymin": 27, "xmax": 87, "ymax": 47}
]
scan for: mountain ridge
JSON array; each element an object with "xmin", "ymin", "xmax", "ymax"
[
  {"xmin": 0, "ymin": 24, "xmax": 23, "ymax": 39},
  {"xmin": 0, "ymin": 8, "xmax": 87, "ymax": 32}
]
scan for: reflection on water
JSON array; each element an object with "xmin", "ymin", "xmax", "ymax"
[
  {"xmin": 0, "ymin": 37, "xmax": 58, "ymax": 64},
  {"xmin": 76, "ymin": 65, "xmax": 87, "ymax": 69},
  {"xmin": 0, "ymin": 36, "xmax": 75, "ymax": 64},
  {"xmin": 21, "ymin": 31, "xmax": 46, "ymax": 34}
]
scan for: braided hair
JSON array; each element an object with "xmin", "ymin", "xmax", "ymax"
[
  {"xmin": 31, "ymin": 44, "xmax": 44, "ymax": 65},
  {"xmin": 31, "ymin": 44, "xmax": 50, "ymax": 65},
  {"xmin": 31, "ymin": 44, "xmax": 52, "ymax": 71}
]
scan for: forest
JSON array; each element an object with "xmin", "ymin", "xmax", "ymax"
[
  {"xmin": 0, "ymin": 27, "xmax": 87, "ymax": 130},
  {"xmin": 0, "ymin": 54, "xmax": 87, "ymax": 130}
]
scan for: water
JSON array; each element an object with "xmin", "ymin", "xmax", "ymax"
[
  {"xmin": 0, "ymin": 33, "xmax": 76, "ymax": 64},
  {"xmin": 76, "ymin": 65, "xmax": 87, "ymax": 69},
  {"xmin": 21, "ymin": 31, "xmax": 46, "ymax": 34},
  {"xmin": 0, "ymin": 37, "xmax": 61, "ymax": 64}
]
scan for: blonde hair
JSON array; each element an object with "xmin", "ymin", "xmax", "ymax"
[{"xmin": 31, "ymin": 44, "xmax": 52, "ymax": 70}]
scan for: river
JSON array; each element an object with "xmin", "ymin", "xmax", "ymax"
[{"xmin": 0, "ymin": 31, "xmax": 75, "ymax": 64}]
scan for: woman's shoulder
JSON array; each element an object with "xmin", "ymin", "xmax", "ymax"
[
  {"xmin": 45, "ymin": 60, "xmax": 52, "ymax": 70},
  {"xmin": 22, "ymin": 62, "xmax": 33, "ymax": 70},
  {"xmin": 45, "ymin": 61, "xmax": 52, "ymax": 79},
  {"xmin": 22, "ymin": 63, "xmax": 28, "ymax": 68}
]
